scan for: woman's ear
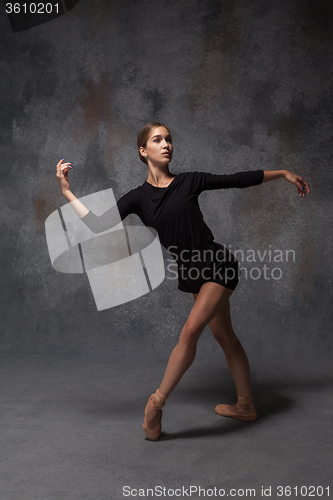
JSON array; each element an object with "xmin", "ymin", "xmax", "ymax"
[{"xmin": 139, "ymin": 146, "xmax": 146, "ymax": 157}]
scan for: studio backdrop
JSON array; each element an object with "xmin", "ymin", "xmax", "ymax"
[{"xmin": 0, "ymin": 0, "xmax": 332, "ymax": 372}]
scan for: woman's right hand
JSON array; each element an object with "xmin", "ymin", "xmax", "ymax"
[{"xmin": 56, "ymin": 158, "xmax": 73, "ymax": 193}]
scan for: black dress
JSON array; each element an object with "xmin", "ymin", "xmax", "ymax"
[{"xmin": 80, "ymin": 170, "xmax": 264, "ymax": 294}]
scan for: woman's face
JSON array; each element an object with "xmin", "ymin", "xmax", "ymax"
[{"xmin": 140, "ymin": 126, "xmax": 173, "ymax": 166}]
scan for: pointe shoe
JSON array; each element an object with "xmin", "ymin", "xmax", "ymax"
[
  {"xmin": 215, "ymin": 395, "xmax": 258, "ymax": 421},
  {"xmin": 142, "ymin": 388, "xmax": 167, "ymax": 440}
]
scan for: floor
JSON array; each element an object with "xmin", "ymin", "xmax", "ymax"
[{"xmin": 1, "ymin": 352, "xmax": 332, "ymax": 500}]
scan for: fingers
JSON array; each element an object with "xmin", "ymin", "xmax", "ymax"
[
  {"xmin": 56, "ymin": 158, "xmax": 73, "ymax": 176},
  {"xmin": 295, "ymin": 177, "xmax": 310, "ymax": 197},
  {"xmin": 57, "ymin": 158, "xmax": 71, "ymax": 169},
  {"xmin": 56, "ymin": 158, "xmax": 73, "ymax": 168}
]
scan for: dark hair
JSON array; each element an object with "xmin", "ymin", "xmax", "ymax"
[{"xmin": 137, "ymin": 122, "xmax": 172, "ymax": 164}]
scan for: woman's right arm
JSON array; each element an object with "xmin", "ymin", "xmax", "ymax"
[
  {"xmin": 56, "ymin": 158, "xmax": 138, "ymax": 234},
  {"xmin": 56, "ymin": 158, "xmax": 89, "ymax": 218}
]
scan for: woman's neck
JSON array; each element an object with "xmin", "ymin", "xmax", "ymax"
[{"xmin": 147, "ymin": 165, "xmax": 175, "ymax": 187}]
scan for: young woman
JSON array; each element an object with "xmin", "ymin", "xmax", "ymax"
[{"xmin": 56, "ymin": 122, "xmax": 310, "ymax": 440}]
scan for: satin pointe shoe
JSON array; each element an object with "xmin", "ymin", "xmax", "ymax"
[
  {"xmin": 142, "ymin": 388, "xmax": 167, "ymax": 440},
  {"xmin": 215, "ymin": 395, "xmax": 258, "ymax": 421}
]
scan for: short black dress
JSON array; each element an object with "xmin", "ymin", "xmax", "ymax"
[{"xmin": 81, "ymin": 170, "xmax": 264, "ymax": 294}]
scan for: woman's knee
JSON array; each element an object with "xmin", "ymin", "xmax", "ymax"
[
  {"xmin": 208, "ymin": 300, "xmax": 236, "ymax": 345},
  {"xmin": 179, "ymin": 321, "xmax": 203, "ymax": 348},
  {"xmin": 212, "ymin": 326, "xmax": 238, "ymax": 350}
]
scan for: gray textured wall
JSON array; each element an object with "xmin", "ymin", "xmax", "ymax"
[{"xmin": 1, "ymin": 0, "xmax": 332, "ymax": 370}]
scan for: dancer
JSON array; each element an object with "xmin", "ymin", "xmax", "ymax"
[{"xmin": 56, "ymin": 122, "xmax": 310, "ymax": 440}]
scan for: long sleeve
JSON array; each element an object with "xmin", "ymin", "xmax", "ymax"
[
  {"xmin": 80, "ymin": 187, "xmax": 140, "ymax": 234},
  {"xmin": 192, "ymin": 169, "xmax": 264, "ymax": 193}
]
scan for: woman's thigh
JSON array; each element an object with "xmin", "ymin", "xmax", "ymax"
[
  {"xmin": 193, "ymin": 289, "xmax": 235, "ymax": 342},
  {"xmin": 184, "ymin": 282, "xmax": 234, "ymax": 341}
]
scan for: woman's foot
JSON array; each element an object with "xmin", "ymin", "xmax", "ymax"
[
  {"xmin": 215, "ymin": 395, "xmax": 258, "ymax": 421},
  {"xmin": 142, "ymin": 388, "xmax": 167, "ymax": 440}
]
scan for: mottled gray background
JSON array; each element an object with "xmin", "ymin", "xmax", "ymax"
[
  {"xmin": 1, "ymin": 0, "xmax": 332, "ymax": 372},
  {"xmin": 1, "ymin": 2, "xmax": 333, "ymax": 499}
]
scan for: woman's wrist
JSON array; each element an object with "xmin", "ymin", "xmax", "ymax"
[
  {"xmin": 61, "ymin": 189, "xmax": 89, "ymax": 217},
  {"xmin": 262, "ymin": 170, "xmax": 287, "ymax": 183},
  {"xmin": 62, "ymin": 189, "xmax": 76, "ymax": 203}
]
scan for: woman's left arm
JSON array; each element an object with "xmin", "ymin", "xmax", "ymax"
[{"xmin": 262, "ymin": 170, "xmax": 311, "ymax": 197}]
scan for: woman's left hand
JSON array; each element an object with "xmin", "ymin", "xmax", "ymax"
[{"xmin": 284, "ymin": 171, "xmax": 311, "ymax": 197}]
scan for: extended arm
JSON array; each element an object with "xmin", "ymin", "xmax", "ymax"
[
  {"xmin": 262, "ymin": 169, "xmax": 311, "ymax": 197},
  {"xmin": 55, "ymin": 158, "xmax": 137, "ymax": 233},
  {"xmin": 197, "ymin": 169, "xmax": 265, "ymax": 190},
  {"xmin": 56, "ymin": 158, "xmax": 89, "ymax": 217}
]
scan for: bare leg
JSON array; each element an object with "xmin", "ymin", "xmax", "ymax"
[
  {"xmin": 159, "ymin": 283, "xmax": 234, "ymax": 396},
  {"xmin": 194, "ymin": 295, "xmax": 256, "ymax": 415},
  {"xmin": 145, "ymin": 282, "xmax": 234, "ymax": 430}
]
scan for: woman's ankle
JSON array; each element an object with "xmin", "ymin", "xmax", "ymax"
[
  {"xmin": 155, "ymin": 387, "xmax": 169, "ymax": 401},
  {"xmin": 155, "ymin": 388, "xmax": 167, "ymax": 401},
  {"xmin": 236, "ymin": 394, "xmax": 256, "ymax": 413}
]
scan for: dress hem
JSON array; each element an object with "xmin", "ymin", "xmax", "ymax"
[{"xmin": 177, "ymin": 278, "xmax": 239, "ymax": 294}]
